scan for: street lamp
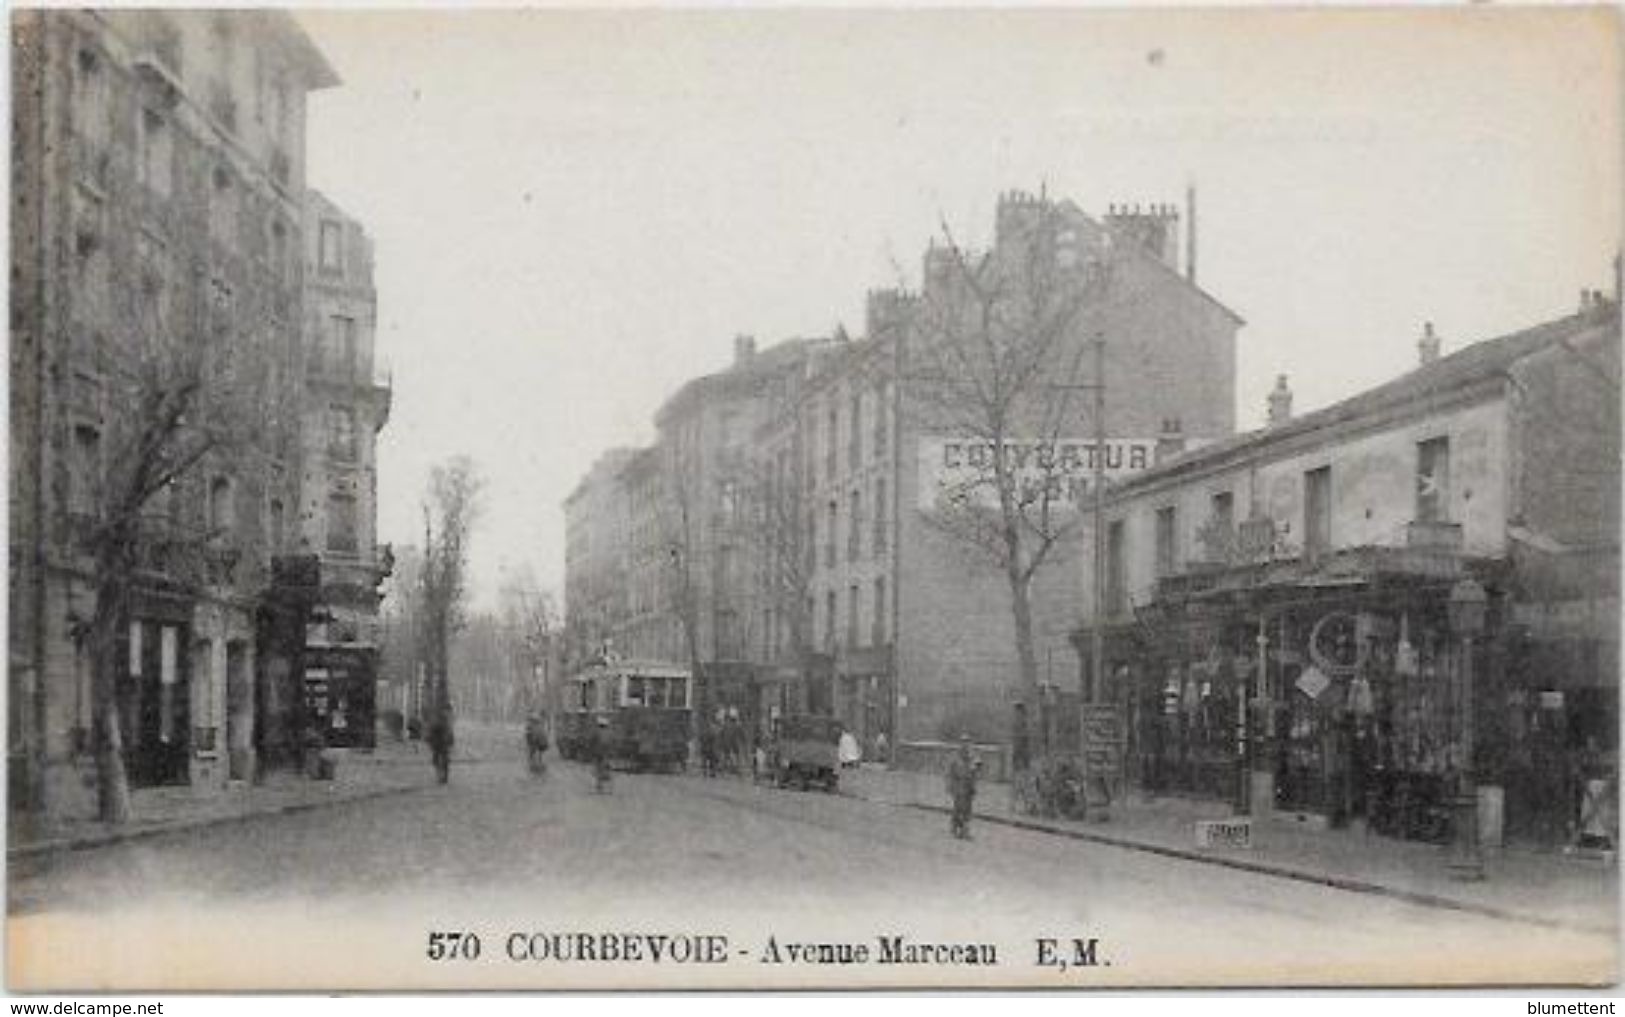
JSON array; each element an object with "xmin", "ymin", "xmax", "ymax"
[{"xmin": 1447, "ymin": 577, "xmax": 1487, "ymax": 881}]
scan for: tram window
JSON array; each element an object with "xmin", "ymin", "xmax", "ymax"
[
  {"xmin": 646, "ymin": 678, "xmax": 665, "ymax": 708},
  {"xmin": 626, "ymin": 675, "xmax": 646, "ymax": 707}
]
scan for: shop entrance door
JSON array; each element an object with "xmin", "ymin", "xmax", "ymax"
[{"xmin": 226, "ymin": 641, "xmax": 251, "ymax": 781}]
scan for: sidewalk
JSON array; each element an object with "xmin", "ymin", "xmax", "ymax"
[
  {"xmin": 8, "ymin": 723, "xmax": 525, "ymax": 860},
  {"xmin": 841, "ymin": 764, "xmax": 1620, "ymax": 934}
]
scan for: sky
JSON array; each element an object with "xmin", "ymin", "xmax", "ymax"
[{"xmin": 295, "ymin": 6, "xmax": 1621, "ymax": 611}]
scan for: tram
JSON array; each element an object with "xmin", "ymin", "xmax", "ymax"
[{"xmin": 557, "ymin": 659, "xmax": 693, "ymax": 772}]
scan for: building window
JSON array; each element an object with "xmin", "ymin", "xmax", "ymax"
[
  {"xmin": 847, "ymin": 583, "xmax": 860, "ymax": 646},
  {"xmin": 825, "ymin": 590, "xmax": 836, "ymax": 650},
  {"xmin": 826, "ymin": 405, "xmax": 839, "ymax": 481},
  {"xmin": 327, "ymin": 405, "xmax": 356, "ymax": 459},
  {"xmin": 806, "ymin": 508, "xmax": 818, "ymax": 575},
  {"xmin": 327, "ymin": 490, "xmax": 358, "ymax": 553},
  {"xmin": 159, "ymin": 625, "xmax": 181, "ymax": 746},
  {"xmin": 268, "ymin": 498, "xmax": 285, "ymax": 551},
  {"xmin": 73, "ymin": 45, "xmax": 110, "ymax": 150},
  {"xmin": 803, "ymin": 411, "xmax": 817, "ymax": 492},
  {"xmin": 208, "ymin": 476, "xmax": 233, "ymax": 536},
  {"xmin": 319, "ymin": 219, "xmax": 343, "ymax": 272},
  {"xmin": 872, "ymin": 576, "xmax": 887, "ymax": 646},
  {"xmin": 1106, "ymin": 519, "xmax": 1127, "ymax": 616},
  {"xmin": 849, "ymin": 390, "xmax": 863, "ymax": 468},
  {"xmin": 210, "ymin": 165, "xmax": 236, "ymax": 247},
  {"xmin": 137, "ymin": 108, "xmax": 172, "ymax": 197},
  {"xmin": 269, "ymin": 218, "xmax": 289, "ymax": 281},
  {"xmin": 328, "ymin": 315, "xmax": 356, "ymax": 377},
  {"xmin": 1416, "ymin": 437, "xmax": 1451, "ymax": 524},
  {"xmin": 1201, "ymin": 490, "xmax": 1235, "ymax": 563},
  {"xmin": 70, "ymin": 425, "xmax": 100, "ymax": 515},
  {"xmin": 191, "ymin": 639, "xmax": 215, "ymax": 752},
  {"xmin": 873, "ymin": 476, "xmax": 888, "ymax": 555},
  {"xmin": 848, "ymin": 488, "xmax": 862, "ymax": 562},
  {"xmin": 72, "ymin": 186, "xmax": 105, "ymax": 289},
  {"xmin": 135, "ymin": 233, "xmax": 169, "ymax": 329},
  {"xmin": 874, "ymin": 381, "xmax": 889, "ymax": 458},
  {"xmin": 1154, "ymin": 505, "xmax": 1178, "ymax": 577},
  {"xmin": 1211, "ymin": 490, "xmax": 1234, "ymax": 535},
  {"xmin": 1304, "ymin": 466, "xmax": 1332, "ymax": 560},
  {"xmin": 826, "ymin": 499, "xmax": 837, "ymax": 568}
]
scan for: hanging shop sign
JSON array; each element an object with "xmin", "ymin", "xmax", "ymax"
[
  {"xmin": 1295, "ymin": 665, "xmax": 1331, "ymax": 700},
  {"xmin": 1308, "ymin": 610, "xmax": 1365, "ymax": 676},
  {"xmin": 917, "ymin": 436, "xmax": 1158, "ymax": 512},
  {"xmin": 1080, "ymin": 703, "xmax": 1126, "ymax": 781}
]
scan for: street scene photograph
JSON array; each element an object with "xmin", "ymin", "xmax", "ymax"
[{"xmin": 5, "ymin": 4, "xmax": 1621, "ymax": 992}]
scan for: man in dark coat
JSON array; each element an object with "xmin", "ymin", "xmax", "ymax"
[
  {"xmin": 426, "ymin": 712, "xmax": 454, "ymax": 785},
  {"xmin": 591, "ymin": 717, "xmax": 613, "ymax": 794},
  {"xmin": 525, "ymin": 713, "xmax": 549, "ymax": 775},
  {"xmin": 947, "ymin": 735, "xmax": 982, "ymax": 840}
]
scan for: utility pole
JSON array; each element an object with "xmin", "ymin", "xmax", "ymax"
[{"xmin": 1090, "ymin": 333, "xmax": 1107, "ymax": 706}]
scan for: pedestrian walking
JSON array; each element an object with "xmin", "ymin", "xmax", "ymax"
[
  {"xmin": 946, "ymin": 734, "xmax": 982, "ymax": 840},
  {"xmin": 525, "ymin": 712, "xmax": 549, "ymax": 777},
  {"xmin": 591, "ymin": 716, "xmax": 613, "ymax": 794},
  {"xmin": 700, "ymin": 723, "xmax": 718, "ymax": 779},
  {"xmin": 426, "ymin": 712, "xmax": 454, "ymax": 785}
]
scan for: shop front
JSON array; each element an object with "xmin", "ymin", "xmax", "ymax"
[
  {"xmin": 303, "ymin": 644, "xmax": 377, "ymax": 749},
  {"xmin": 1501, "ymin": 600, "xmax": 1620, "ymax": 850},
  {"xmin": 835, "ymin": 644, "xmax": 893, "ymax": 763},
  {"xmin": 120, "ymin": 587, "xmax": 196, "ymax": 789},
  {"xmin": 1107, "ymin": 549, "xmax": 1518, "ymax": 843}
]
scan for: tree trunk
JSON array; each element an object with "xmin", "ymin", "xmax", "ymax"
[
  {"xmin": 89, "ymin": 573, "xmax": 133, "ymax": 825},
  {"xmin": 1008, "ymin": 565, "xmax": 1040, "ymax": 764}
]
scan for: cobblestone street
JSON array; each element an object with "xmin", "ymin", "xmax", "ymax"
[{"xmin": 8, "ymin": 744, "xmax": 1615, "ymax": 990}]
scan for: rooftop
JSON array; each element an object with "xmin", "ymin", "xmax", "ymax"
[{"xmin": 1116, "ymin": 299, "xmax": 1620, "ymax": 495}]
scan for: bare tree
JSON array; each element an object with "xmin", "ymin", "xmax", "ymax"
[
  {"xmin": 742, "ymin": 449, "xmax": 812, "ymax": 667},
  {"xmin": 419, "ymin": 456, "xmax": 483, "ymax": 724},
  {"xmin": 379, "ymin": 544, "xmax": 426, "ymax": 719},
  {"xmin": 906, "ymin": 208, "xmax": 1107, "ymax": 760},
  {"xmin": 497, "ymin": 566, "xmax": 561, "ymax": 714},
  {"xmin": 81, "ymin": 282, "xmax": 279, "ymax": 823},
  {"xmin": 661, "ymin": 436, "xmax": 707, "ymax": 714}
]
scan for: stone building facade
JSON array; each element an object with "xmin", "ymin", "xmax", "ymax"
[
  {"xmin": 562, "ymin": 446, "xmax": 638, "ymax": 663},
  {"xmin": 8, "ymin": 11, "xmax": 378, "ymax": 818},
  {"xmin": 1078, "ymin": 296, "xmax": 1620, "ymax": 846},
  {"xmin": 295, "ymin": 190, "xmax": 392, "ymax": 750},
  {"xmin": 562, "ymin": 189, "xmax": 1243, "ymax": 761}
]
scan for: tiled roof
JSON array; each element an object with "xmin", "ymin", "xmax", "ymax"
[{"xmin": 1116, "ymin": 302, "xmax": 1620, "ymax": 494}]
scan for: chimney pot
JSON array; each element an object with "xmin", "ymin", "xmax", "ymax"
[
  {"xmin": 734, "ymin": 334, "xmax": 757, "ymax": 365},
  {"xmin": 1418, "ymin": 321, "xmax": 1441, "ymax": 366},
  {"xmin": 1267, "ymin": 374, "xmax": 1294, "ymax": 426},
  {"xmin": 1155, "ymin": 417, "xmax": 1188, "ymax": 463}
]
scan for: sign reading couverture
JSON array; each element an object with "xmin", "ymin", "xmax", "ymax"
[{"xmin": 917, "ymin": 436, "xmax": 1159, "ymax": 512}]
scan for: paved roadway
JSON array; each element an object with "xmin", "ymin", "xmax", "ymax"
[{"xmin": 8, "ymin": 756, "xmax": 1615, "ymax": 990}]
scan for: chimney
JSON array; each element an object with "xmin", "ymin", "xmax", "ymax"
[
  {"xmin": 1418, "ymin": 321, "xmax": 1441, "ymax": 366},
  {"xmin": 1154, "ymin": 417, "xmax": 1187, "ymax": 464},
  {"xmin": 1185, "ymin": 183, "xmax": 1197, "ymax": 284},
  {"xmin": 1267, "ymin": 375, "xmax": 1293, "ymax": 427},
  {"xmin": 733, "ymin": 334, "xmax": 756, "ymax": 366},
  {"xmin": 1104, "ymin": 201, "xmax": 1179, "ymax": 269}
]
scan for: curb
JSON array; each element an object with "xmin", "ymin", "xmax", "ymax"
[
  {"xmin": 854, "ymin": 791, "xmax": 1611, "ymax": 935},
  {"xmin": 8, "ymin": 781, "xmax": 431, "ymax": 862}
]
